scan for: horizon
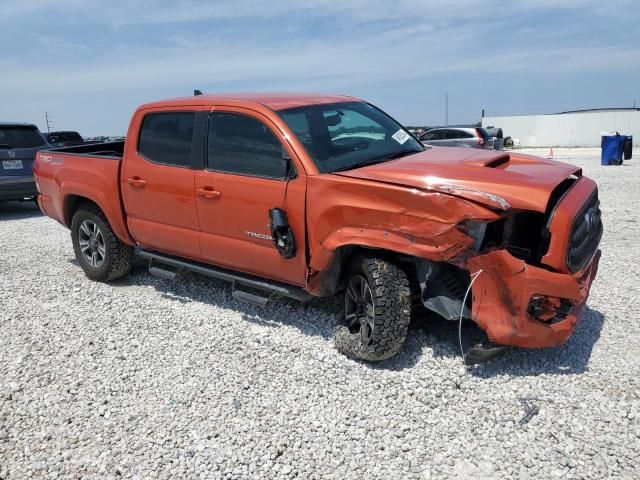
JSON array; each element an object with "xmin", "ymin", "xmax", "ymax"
[{"xmin": 2, "ymin": 0, "xmax": 639, "ymax": 136}]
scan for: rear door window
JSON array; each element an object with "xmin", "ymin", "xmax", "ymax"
[
  {"xmin": 207, "ymin": 113, "xmax": 287, "ymax": 180},
  {"xmin": 0, "ymin": 126, "xmax": 47, "ymax": 148},
  {"xmin": 454, "ymin": 130, "xmax": 474, "ymax": 139},
  {"xmin": 423, "ymin": 130, "xmax": 442, "ymax": 141},
  {"xmin": 443, "ymin": 130, "xmax": 459, "ymax": 139},
  {"xmin": 137, "ymin": 113, "xmax": 195, "ymax": 167}
]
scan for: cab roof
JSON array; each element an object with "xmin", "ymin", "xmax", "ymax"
[{"xmin": 140, "ymin": 92, "xmax": 361, "ymax": 111}]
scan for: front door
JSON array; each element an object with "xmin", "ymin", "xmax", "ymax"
[
  {"xmin": 195, "ymin": 110, "xmax": 307, "ymax": 285},
  {"xmin": 121, "ymin": 108, "xmax": 201, "ymax": 259}
]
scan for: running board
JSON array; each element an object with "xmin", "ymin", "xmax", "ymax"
[
  {"xmin": 148, "ymin": 266, "xmax": 177, "ymax": 280},
  {"xmin": 138, "ymin": 249, "xmax": 312, "ymax": 302},
  {"xmin": 232, "ymin": 289, "xmax": 271, "ymax": 306}
]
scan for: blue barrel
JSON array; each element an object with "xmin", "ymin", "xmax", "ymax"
[{"xmin": 601, "ymin": 135, "xmax": 625, "ymax": 165}]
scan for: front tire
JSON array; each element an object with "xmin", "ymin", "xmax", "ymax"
[
  {"xmin": 71, "ymin": 204, "xmax": 133, "ymax": 282},
  {"xmin": 333, "ymin": 257, "xmax": 411, "ymax": 361}
]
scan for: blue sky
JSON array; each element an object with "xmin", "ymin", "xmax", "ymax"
[{"xmin": 1, "ymin": 0, "xmax": 639, "ymax": 135}]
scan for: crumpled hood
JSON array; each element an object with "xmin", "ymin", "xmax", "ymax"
[{"xmin": 334, "ymin": 147, "xmax": 581, "ymax": 211}]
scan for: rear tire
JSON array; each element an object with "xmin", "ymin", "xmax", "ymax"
[
  {"xmin": 71, "ymin": 204, "xmax": 133, "ymax": 282},
  {"xmin": 333, "ymin": 257, "xmax": 411, "ymax": 361}
]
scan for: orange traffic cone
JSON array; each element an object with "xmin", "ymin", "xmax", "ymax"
[{"xmin": 547, "ymin": 147, "xmax": 554, "ymax": 159}]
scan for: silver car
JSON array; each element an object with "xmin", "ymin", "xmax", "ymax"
[{"xmin": 420, "ymin": 127, "xmax": 494, "ymax": 149}]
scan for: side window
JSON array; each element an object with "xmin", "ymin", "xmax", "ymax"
[
  {"xmin": 424, "ymin": 130, "xmax": 441, "ymax": 141},
  {"xmin": 138, "ymin": 112, "xmax": 195, "ymax": 167},
  {"xmin": 445, "ymin": 130, "xmax": 472, "ymax": 139},
  {"xmin": 207, "ymin": 113, "xmax": 287, "ymax": 179},
  {"xmin": 442, "ymin": 130, "xmax": 456, "ymax": 139}
]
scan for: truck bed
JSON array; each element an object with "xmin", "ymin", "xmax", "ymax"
[
  {"xmin": 48, "ymin": 140, "xmax": 125, "ymax": 159},
  {"xmin": 34, "ymin": 141, "xmax": 132, "ymax": 244}
]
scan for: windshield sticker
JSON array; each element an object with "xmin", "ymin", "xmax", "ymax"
[{"xmin": 392, "ymin": 129, "xmax": 410, "ymax": 145}]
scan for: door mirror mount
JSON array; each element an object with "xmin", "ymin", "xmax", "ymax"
[{"xmin": 282, "ymin": 150, "xmax": 296, "ymax": 180}]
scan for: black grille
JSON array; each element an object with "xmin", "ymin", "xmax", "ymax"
[{"xmin": 567, "ymin": 190, "xmax": 602, "ymax": 273}]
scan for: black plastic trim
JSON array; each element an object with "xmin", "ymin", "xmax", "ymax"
[{"xmin": 138, "ymin": 249, "xmax": 312, "ymax": 301}]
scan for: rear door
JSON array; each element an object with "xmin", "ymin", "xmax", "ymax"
[
  {"xmin": 0, "ymin": 125, "xmax": 49, "ymax": 178},
  {"xmin": 194, "ymin": 109, "xmax": 307, "ymax": 285},
  {"xmin": 121, "ymin": 108, "xmax": 203, "ymax": 259},
  {"xmin": 449, "ymin": 129, "xmax": 475, "ymax": 147}
]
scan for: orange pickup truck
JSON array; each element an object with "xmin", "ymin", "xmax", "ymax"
[{"xmin": 34, "ymin": 93, "xmax": 602, "ymax": 364}]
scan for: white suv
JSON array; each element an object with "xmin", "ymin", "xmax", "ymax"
[{"xmin": 420, "ymin": 127, "xmax": 495, "ymax": 149}]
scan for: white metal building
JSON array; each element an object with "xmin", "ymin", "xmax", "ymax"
[{"xmin": 482, "ymin": 108, "xmax": 639, "ymax": 147}]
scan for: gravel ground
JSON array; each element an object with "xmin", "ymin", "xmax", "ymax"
[{"xmin": 1, "ymin": 147, "xmax": 638, "ymax": 479}]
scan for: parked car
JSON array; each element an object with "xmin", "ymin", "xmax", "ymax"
[
  {"xmin": 34, "ymin": 93, "xmax": 602, "ymax": 364},
  {"xmin": 46, "ymin": 131, "xmax": 85, "ymax": 148},
  {"xmin": 1, "ymin": 123, "xmax": 50, "ymax": 201},
  {"xmin": 421, "ymin": 127, "xmax": 495, "ymax": 149}
]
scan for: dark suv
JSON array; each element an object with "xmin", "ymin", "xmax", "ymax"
[
  {"xmin": 0, "ymin": 123, "xmax": 50, "ymax": 201},
  {"xmin": 46, "ymin": 131, "xmax": 84, "ymax": 148},
  {"xmin": 420, "ymin": 127, "xmax": 494, "ymax": 149}
]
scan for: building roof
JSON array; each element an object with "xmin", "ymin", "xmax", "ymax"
[{"xmin": 554, "ymin": 107, "xmax": 640, "ymax": 115}]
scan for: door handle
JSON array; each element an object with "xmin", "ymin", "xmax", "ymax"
[
  {"xmin": 197, "ymin": 187, "xmax": 221, "ymax": 199},
  {"xmin": 126, "ymin": 177, "xmax": 146, "ymax": 187}
]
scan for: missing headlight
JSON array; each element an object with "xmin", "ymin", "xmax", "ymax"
[{"xmin": 457, "ymin": 220, "xmax": 488, "ymax": 251}]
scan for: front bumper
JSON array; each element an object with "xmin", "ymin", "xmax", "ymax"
[
  {"xmin": 0, "ymin": 175, "xmax": 37, "ymax": 201},
  {"xmin": 466, "ymin": 248, "xmax": 601, "ymax": 348}
]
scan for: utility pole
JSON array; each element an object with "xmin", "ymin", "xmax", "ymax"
[
  {"xmin": 445, "ymin": 93, "xmax": 449, "ymax": 126},
  {"xmin": 45, "ymin": 112, "xmax": 53, "ymax": 134}
]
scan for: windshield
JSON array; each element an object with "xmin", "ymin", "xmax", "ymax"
[
  {"xmin": 0, "ymin": 126, "xmax": 47, "ymax": 149},
  {"xmin": 278, "ymin": 102, "xmax": 423, "ymax": 173}
]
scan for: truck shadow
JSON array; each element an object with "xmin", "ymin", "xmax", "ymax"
[
  {"xmin": 115, "ymin": 259, "xmax": 344, "ymax": 338},
  {"xmin": 466, "ymin": 306, "xmax": 606, "ymax": 378},
  {"xmin": 0, "ymin": 200, "xmax": 41, "ymax": 221},
  {"xmin": 353, "ymin": 306, "xmax": 604, "ymax": 375},
  {"xmin": 416, "ymin": 307, "xmax": 605, "ymax": 378},
  {"xmin": 105, "ymin": 259, "xmax": 605, "ymax": 375}
]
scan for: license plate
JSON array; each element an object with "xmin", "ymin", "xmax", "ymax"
[{"xmin": 2, "ymin": 160, "xmax": 23, "ymax": 170}]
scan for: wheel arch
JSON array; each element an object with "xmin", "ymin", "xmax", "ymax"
[
  {"xmin": 62, "ymin": 189, "xmax": 134, "ymax": 246},
  {"xmin": 309, "ymin": 244, "xmax": 418, "ymax": 297}
]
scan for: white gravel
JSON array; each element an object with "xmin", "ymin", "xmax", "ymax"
[{"xmin": 1, "ymin": 147, "xmax": 638, "ymax": 479}]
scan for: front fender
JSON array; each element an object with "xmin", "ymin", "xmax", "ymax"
[
  {"xmin": 320, "ymin": 225, "xmax": 474, "ymax": 264},
  {"xmin": 304, "ymin": 174, "xmax": 503, "ymax": 295}
]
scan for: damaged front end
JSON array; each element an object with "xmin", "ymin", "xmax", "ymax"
[
  {"xmin": 415, "ymin": 176, "xmax": 603, "ymax": 350},
  {"xmin": 466, "ymin": 249, "xmax": 600, "ymax": 348}
]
